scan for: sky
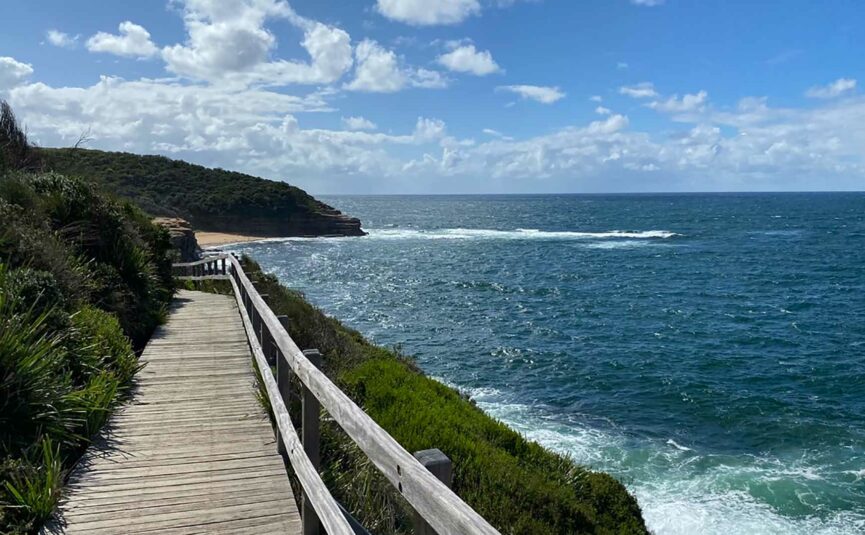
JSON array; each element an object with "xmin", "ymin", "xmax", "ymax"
[{"xmin": 1, "ymin": 0, "xmax": 864, "ymax": 194}]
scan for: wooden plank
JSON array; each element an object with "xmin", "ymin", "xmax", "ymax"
[{"xmin": 48, "ymin": 290, "xmax": 300, "ymax": 534}]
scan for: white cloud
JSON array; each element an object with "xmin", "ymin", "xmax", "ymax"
[
  {"xmin": 497, "ymin": 84, "xmax": 565, "ymax": 104},
  {"xmin": 376, "ymin": 0, "xmax": 481, "ymax": 26},
  {"xmin": 589, "ymin": 95, "xmax": 603, "ymax": 102},
  {"xmin": 437, "ymin": 44, "xmax": 501, "ymax": 76},
  {"xmin": 86, "ymin": 21, "xmax": 158, "ymax": 58},
  {"xmin": 483, "ymin": 128, "xmax": 513, "ymax": 141},
  {"xmin": 616, "ymin": 62, "xmax": 629, "ymax": 70},
  {"xmin": 0, "ymin": 57, "xmax": 34, "ymax": 90},
  {"xmin": 805, "ymin": 78, "xmax": 856, "ymax": 99},
  {"xmin": 595, "ymin": 106, "xmax": 612, "ymax": 115},
  {"xmin": 648, "ymin": 90, "xmax": 709, "ymax": 114},
  {"xmin": 619, "ymin": 82, "xmax": 658, "ymax": 99},
  {"xmin": 162, "ymin": 0, "xmax": 352, "ymax": 86},
  {"xmin": 414, "ymin": 117, "xmax": 447, "ymax": 141},
  {"xmin": 631, "ymin": 0, "xmax": 665, "ymax": 6},
  {"xmin": 6, "ymin": 76, "xmax": 331, "ymax": 153},
  {"xmin": 343, "ymin": 116, "xmax": 377, "ymax": 131},
  {"xmin": 346, "ymin": 39, "xmax": 447, "ymax": 92},
  {"xmin": 345, "ymin": 40, "xmax": 406, "ymax": 92},
  {"xmin": 46, "ymin": 30, "xmax": 79, "ymax": 48}
]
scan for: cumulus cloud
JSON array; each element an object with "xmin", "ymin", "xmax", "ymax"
[
  {"xmin": 46, "ymin": 30, "xmax": 79, "ymax": 48},
  {"xmin": 805, "ymin": 78, "xmax": 856, "ymax": 99},
  {"xmin": 619, "ymin": 82, "xmax": 658, "ymax": 99},
  {"xmin": 6, "ymin": 76, "xmax": 330, "ymax": 151},
  {"xmin": 86, "ymin": 21, "xmax": 158, "ymax": 58},
  {"xmin": 345, "ymin": 39, "xmax": 447, "ymax": 92},
  {"xmin": 343, "ymin": 116, "xmax": 377, "ymax": 131},
  {"xmin": 0, "ymin": 57, "xmax": 34, "ymax": 90},
  {"xmin": 595, "ymin": 106, "xmax": 612, "ymax": 115},
  {"xmin": 414, "ymin": 117, "xmax": 447, "ymax": 141},
  {"xmin": 437, "ymin": 44, "xmax": 501, "ymax": 76},
  {"xmin": 648, "ymin": 90, "xmax": 709, "ymax": 114},
  {"xmin": 162, "ymin": 0, "xmax": 352, "ymax": 86},
  {"xmin": 376, "ymin": 0, "xmax": 481, "ymax": 26},
  {"xmin": 497, "ymin": 84, "xmax": 565, "ymax": 104}
]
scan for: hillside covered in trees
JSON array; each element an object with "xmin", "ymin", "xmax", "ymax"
[{"xmin": 37, "ymin": 148, "xmax": 365, "ymax": 237}]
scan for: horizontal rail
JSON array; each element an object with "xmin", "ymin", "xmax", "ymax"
[
  {"xmin": 173, "ymin": 254, "xmax": 231, "ymax": 280},
  {"xmin": 172, "ymin": 254, "xmax": 230, "ymax": 267},
  {"xmin": 221, "ymin": 255, "xmax": 500, "ymax": 535},
  {"xmin": 229, "ymin": 274, "xmax": 354, "ymax": 535}
]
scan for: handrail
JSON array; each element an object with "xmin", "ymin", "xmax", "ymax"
[
  {"xmin": 172, "ymin": 253, "xmax": 230, "ymax": 267},
  {"xmin": 173, "ymin": 254, "xmax": 231, "ymax": 279},
  {"xmin": 230, "ymin": 273, "xmax": 355, "ymax": 535},
  {"xmin": 177, "ymin": 255, "xmax": 501, "ymax": 535}
]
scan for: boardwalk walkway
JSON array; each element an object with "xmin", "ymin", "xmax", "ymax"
[{"xmin": 47, "ymin": 290, "xmax": 301, "ymax": 534}]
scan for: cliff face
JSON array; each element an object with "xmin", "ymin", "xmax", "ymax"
[
  {"xmin": 37, "ymin": 148, "xmax": 367, "ymax": 238},
  {"xmin": 189, "ymin": 203, "xmax": 365, "ymax": 237},
  {"xmin": 153, "ymin": 217, "xmax": 201, "ymax": 261}
]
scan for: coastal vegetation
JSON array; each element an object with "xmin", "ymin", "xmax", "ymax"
[
  {"xmin": 0, "ymin": 102, "xmax": 173, "ymax": 533},
  {"xmin": 37, "ymin": 147, "xmax": 365, "ymax": 237},
  {"xmin": 186, "ymin": 257, "xmax": 647, "ymax": 534}
]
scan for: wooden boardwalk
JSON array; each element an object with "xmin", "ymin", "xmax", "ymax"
[{"xmin": 47, "ymin": 290, "xmax": 301, "ymax": 534}]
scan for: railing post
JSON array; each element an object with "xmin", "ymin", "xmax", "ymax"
[
  {"xmin": 276, "ymin": 315, "xmax": 291, "ymax": 459},
  {"xmin": 254, "ymin": 294, "xmax": 268, "ymax": 343},
  {"xmin": 412, "ymin": 449, "xmax": 453, "ymax": 535},
  {"xmin": 302, "ymin": 349, "xmax": 322, "ymax": 535}
]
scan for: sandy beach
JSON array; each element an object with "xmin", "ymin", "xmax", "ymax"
[{"xmin": 196, "ymin": 231, "xmax": 267, "ymax": 247}]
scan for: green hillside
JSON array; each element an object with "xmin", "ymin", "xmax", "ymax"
[{"xmin": 37, "ymin": 148, "xmax": 365, "ymax": 237}]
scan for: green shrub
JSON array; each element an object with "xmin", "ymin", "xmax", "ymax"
[
  {"xmin": 5, "ymin": 268, "xmax": 70, "ymax": 334},
  {"xmin": 2, "ymin": 439, "xmax": 63, "ymax": 532},
  {"xmin": 0, "ymin": 171, "xmax": 173, "ymax": 348},
  {"xmin": 0, "ymin": 275, "xmax": 74, "ymax": 454},
  {"xmin": 66, "ymin": 306, "xmax": 138, "ymax": 387}
]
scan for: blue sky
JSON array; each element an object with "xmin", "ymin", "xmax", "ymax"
[{"xmin": 1, "ymin": 0, "xmax": 864, "ymax": 194}]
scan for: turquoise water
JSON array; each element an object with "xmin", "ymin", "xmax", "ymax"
[{"xmin": 224, "ymin": 193, "xmax": 865, "ymax": 534}]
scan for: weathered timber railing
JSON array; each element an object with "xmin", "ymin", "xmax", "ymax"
[
  {"xmin": 172, "ymin": 254, "xmax": 231, "ymax": 279},
  {"xmin": 174, "ymin": 256, "xmax": 501, "ymax": 535}
]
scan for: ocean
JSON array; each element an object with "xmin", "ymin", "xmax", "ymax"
[{"xmin": 223, "ymin": 193, "xmax": 865, "ymax": 535}]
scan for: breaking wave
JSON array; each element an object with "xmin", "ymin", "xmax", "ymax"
[{"xmin": 364, "ymin": 228, "xmax": 681, "ymax": 241}]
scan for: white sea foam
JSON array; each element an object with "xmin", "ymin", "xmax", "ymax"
[
  {"xmin": 666, "ymin": 439, "xmax": 693, "ymax": 452},
  {"xmin": 445, "ymin": 386, "xmax": 865, "ymax": 535},
  {"xmin": 364, "ymin": 228, "xmax": 681, "ymax": 241},
  {"xmin": 216, "ymin": 228, "xmax": 682, "ymax": 245}
]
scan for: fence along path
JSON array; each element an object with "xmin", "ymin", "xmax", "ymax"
[
  {"xmin": 46, "ymin": 289, "xmax": 302, "ymax": 534},
  {"xmin": 49, "ymin": 254, "xmax": 501, "ymax": 534}
]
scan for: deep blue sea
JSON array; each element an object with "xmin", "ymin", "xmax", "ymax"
[{"xmin": 223, "ymin": 193, "xmax": 865, "ymax": 534}]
